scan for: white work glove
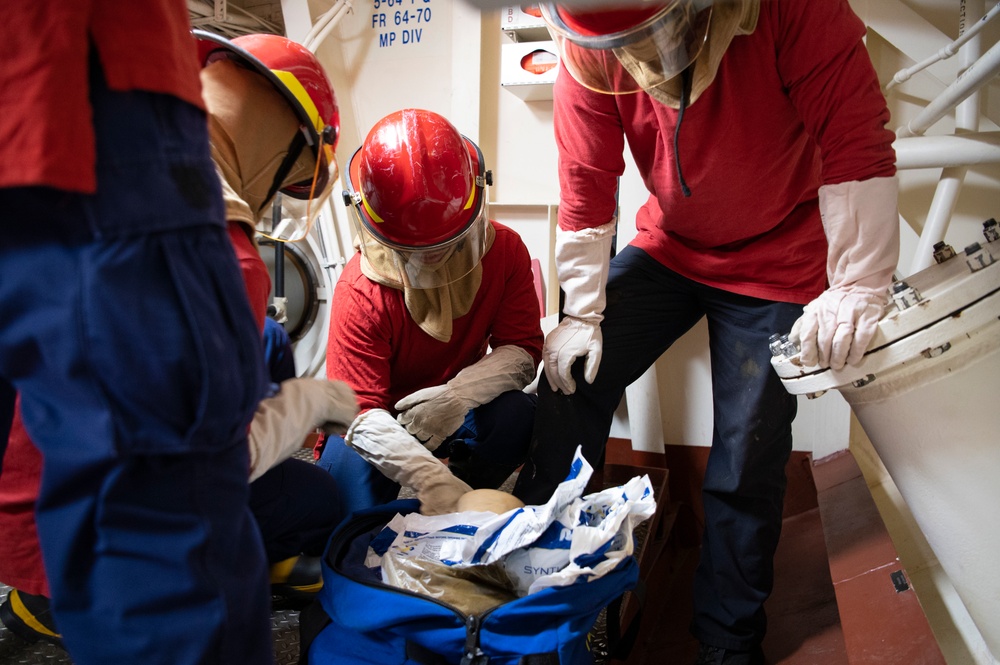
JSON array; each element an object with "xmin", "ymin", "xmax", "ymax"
[
  {"xmin": 543, "ymin": 220, "xmax": 616, "ymax": 394},
  {"xmin": 790, "ymin": 177, "xmax": 900, "ymax": 370},
  {"xmin": 345, "ymin": 409, "xmax": 473, "ymax": 515},
  {"xmin": 248, "ymin": 378, "xmax": 358, "ymax": 481},
  {"xmin": 394, "ymin": 345, "xmax": 536, "ymax": 451}
]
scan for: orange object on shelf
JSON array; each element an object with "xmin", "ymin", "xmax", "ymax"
[{"xmin": 520, "ymin": 49, "xmax": 557, "ymax": 75}]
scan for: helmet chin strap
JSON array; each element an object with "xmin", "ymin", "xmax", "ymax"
[
  {"xmin": 259, "ymin": 130, "xmax": 308, "ymax": 216},
  {"xmin": 302, "ymin": 133, "xmax": 328, "ymax": 226}
]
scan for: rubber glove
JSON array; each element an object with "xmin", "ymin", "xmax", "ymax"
[
  {"xmin": 543, "ymin": 220, "xmax": 616, "ymax": 394},
  {"xmin": 395, "ymin": 345, "xmax": 536, "ymax": 451},
  {"xmin": 345, "ymin": 409, "xmax": 473, "ymax": 515},
  {"xmin": 248, "ymin": 378, "xmax": 358, "ymax": 481},
  {"xmin": 790, "ymin": 176, "xmax": 899, "ymax": 370}
]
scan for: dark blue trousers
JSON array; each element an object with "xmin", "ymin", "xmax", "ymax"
[
  {"xmin": 0, "ymin": 58, "xmax": 273, "ymax": 664},
  {"xmin": 251, "ymin": 457, "xmax": 344, "ymax": 562},
  {"xmin": 318, "ymin": 389, "xmax": 537, "ymax": 519},
  {"xmin": 513, "ymin": 245, "xmax": 803, "ymax": 651}
]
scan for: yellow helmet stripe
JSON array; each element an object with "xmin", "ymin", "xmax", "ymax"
[
  {"xmin": 462, "ymin": 179, "xmax": 476, "ymax": 211},
  {"xmin": 271, "ymin": 69, "xmax": 324, "ymax": 135},
  {"xmin": 361, "ymin": 194, "xmax": 386, "ymax": 224}
]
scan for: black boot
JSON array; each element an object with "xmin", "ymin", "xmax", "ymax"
[
  {"xmin": 270, "ymin": 555, "xmax": 323, "ymax": 610},
  {"xmin": 0, "ymin": 589, "xmax": 64, "ymax": 649}
]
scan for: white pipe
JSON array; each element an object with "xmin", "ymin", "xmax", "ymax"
[
  {"xmin": 304, "ymin": 1, "xmax": 342, "ymax": 45},
  {"xmin": 895, "ymin": 39, "xmax": 1000, "ymax": 138},
  {"xmin": 956, "ymin": 0, "xmax": 986, "ymax": 133},
  {"xmin": 893, "ymin": 132, "xmax": 1000, "ymax": 169},
  {"xmin": 306, "ymin": 4, "xmax": 353, "ymax": 53},
  {"xmin": 885, "ymin": 0, "xmax": 1000, "ymax": 91},
  {"xmin": 302, "ymin": 0, "xmax": 345, "ymax": 43},
  {"xmin": 908, "ymin": 1, "xmax": 987, "ymax": 275},
  {"xmin": 908, "ymin": 169, "xmax": 966, "ymax": 275},
  {"xmin": 304, "ymin": 0, "xmax": 352, "ymax": 52}
]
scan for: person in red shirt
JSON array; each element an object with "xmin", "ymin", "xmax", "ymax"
[
  {"xmin": 0, "ymin": 9, "xmax": 352, "ymax": 663},
  {"xmin": 512, "ymin": 2, "xmax": 899, "ymax": 664},
  {"xmin": 318, "ymin": 109, "xmax": 544, "ymax": 517}
]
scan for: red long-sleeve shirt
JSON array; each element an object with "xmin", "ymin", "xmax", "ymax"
[
  {"xmin": 326, "ymin": 222, "xmax": 543, "ymax": 413},
  {"xmin": 553, "ymin": 0, "xmax": 896, "ymax": 305},
  {"xmin": 0, "ymin": 1, "xmax": 205, "ymax": 192}
]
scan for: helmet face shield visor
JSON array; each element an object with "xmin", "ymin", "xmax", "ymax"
[
  {"xmin": 351, "ymin": 202, "xmax": 490, "ymax": 289},
  {"xmin": 541, "ymin": 1, "xmax": 712, "ymax": 95},
  {"xmin": 257, "ymin": 147, "xmax": 338, "ymax": 244}
]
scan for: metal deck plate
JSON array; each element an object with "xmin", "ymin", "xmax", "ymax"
[{"xmin": 0, "ymin": 587, "xmax": 305, "ymax": 665}]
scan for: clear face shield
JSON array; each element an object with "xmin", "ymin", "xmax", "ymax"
[
  {"xmin": 540, "ymin": 1, "xmax": 713, "ymax": 95},
  {"xmin": 345, "ymin": 146, "xmax": 491, "ymax": 290},
  {"xmin": 352, "ymin": 208, "xmax": 490, "ymax": 290},
  {"xmin": 256, "ymin": 129, "xmax": 338, "ymax": 244}
]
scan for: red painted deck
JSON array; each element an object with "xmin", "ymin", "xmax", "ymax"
[{"xmin": 603, "ymin": 439, "xmax": 945, "ymax": 665}]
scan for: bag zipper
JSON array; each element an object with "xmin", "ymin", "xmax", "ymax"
[{"xmin": 460, "ymin": 614, "xmax": 490, "ymax": 665}]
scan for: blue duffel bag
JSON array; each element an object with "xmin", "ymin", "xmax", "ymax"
[{"xmin": 299, "ymin": 499, "xmax": 640, "ymax": 665}]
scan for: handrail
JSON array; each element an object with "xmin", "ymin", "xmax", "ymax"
[{"xmin": 885, "ymin": 1, "xmax": 1000, "ymax": 92}]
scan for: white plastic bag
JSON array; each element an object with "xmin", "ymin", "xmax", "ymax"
[{"xmin": 369, "ymin": 447, "xmax": 657, "ymax": 597}]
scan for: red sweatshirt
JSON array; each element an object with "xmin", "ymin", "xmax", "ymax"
[
  {"xmin": 553, "ymin": 0, "xmax": 896, "ymax": 305},
  {"xmin": 0, "ymin": 0, "xmax": 205, "ymax": 192},
  {"xmin": 327, "ymin": 222, "xmax": 543, "ymax": 413}
]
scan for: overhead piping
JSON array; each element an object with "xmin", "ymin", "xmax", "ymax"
[{"xmin": 303, "ymin": 0, "xmax": 354, "ymax": 52}]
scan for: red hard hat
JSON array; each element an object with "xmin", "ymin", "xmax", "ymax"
[
  {"xmin": 555, "ymin": 4, "xmax": 666, "ymax": 37},
  {"xmin": 193, "ymin": 30, "xmax": 340, "ymax": 199},
  {"xmin": 539, "ymin": 1, "xmax": 713, "ymax": 95},
  {"xmin": 351, "ymin": 109, "xmax": 485, "ymax": 249}
]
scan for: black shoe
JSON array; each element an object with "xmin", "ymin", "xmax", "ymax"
[
  {"xmin": 695, "ymin": 643, "xmax": 765, "ymax": 665},
  {"xmin": 0, "ymin": 589, "xmax": 64, "ymax": 649},
  {"xmin": 270, "ymin": 556, "xmax": 323, "ymax": 610}
]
